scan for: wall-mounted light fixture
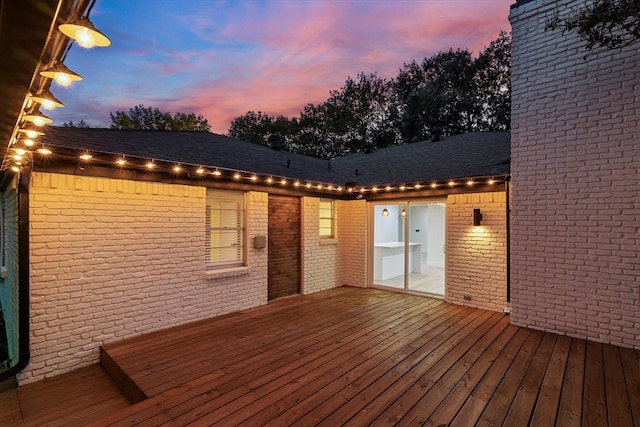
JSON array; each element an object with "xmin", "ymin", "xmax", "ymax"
[
  {"xmin": 59, "ymin": 16, "xmax": 111, "ymax": 49},
  {"xmin": 473, "ymin": 208, "xmax": 483, "ymax": 226},
  {"xmin": 382, "ymin": 208, "xmax": 389, "ymax": 217}
]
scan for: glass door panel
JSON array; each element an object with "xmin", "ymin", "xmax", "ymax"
[
  {"xmin": 373, "ymin": 204, "xmax": 405, "ymax": 289},
  {"xmin": 407, "ymin": 203, "xmax": 445, "ymax": 296}
]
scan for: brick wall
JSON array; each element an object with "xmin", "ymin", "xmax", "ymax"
[
  {"xmin": 21, "ymin": 173, "xmax": 268, "ymax": 384},
  {"xmin": 510, "ymin": 0, "xmax": 640, "ymax": 348},
  {"xmin": 300, "ymin": 198, "xmax": 369, "ymax": 293},
  {"xmin": 337, "ymin": 199, "xmax": 367, "ymax": 288},
  {"xmin": 301, "ymin": 197, "xmax": 339, "ymax": 294},
  {"xmin": 446, "ymin": 191, "xmax": 508, "ymax": 312}
]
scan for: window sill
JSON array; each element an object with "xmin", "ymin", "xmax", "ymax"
[
  {"xmin": 320, "ymin": 238, "xmax": 338, "ymax": 245},
  {"xmin": 206, "ymin": 266, "xmax": 250, "ymax": 280}
]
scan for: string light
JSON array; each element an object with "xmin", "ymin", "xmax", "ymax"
[
  {"xmin": 17, "ymin": 127, "xmax": 44, "ymax": 138},
  {"xmin": 37, "ymin": 148, "xmax": 52, "ymax": 155},
  {"xmin": 212, "ymin": 170, "xmax": 221, "ymax": 177},
  {"xmin": 280, "ymin": 179, "xmax": 287, "ymax": 185},
  {"xmin": 173, "ymin": 165, "xmax": 182, "ymax": 173},
  {"xmin": 294, "ymin": 181, "xmax": 300, "ymax": 187},
  {"xmin": 145, "ymin": 162, "xmax": 155, "ymax": 169},
  {"xmin": 59, "ymin": 16, "xmax": 112, "ymax": 49},
  {"xmin": 79, "ymin": 153, "xmax": 92, "ymax": 161},
  {"xmin": 415, "ymin": 184, "xmax": 422, "ymax": 189},
  {"xmin": 234, "ymin": 173, "xmax": 241, "ymax": 180},
  {"xmin": 40, "ymin": 62, "xmax": 83, "ymax": 87},
  {"xmin": 196, "ymin": 167, "xmax": 205, "ymax": 175},
  {"xmin": 22, "ymin": 110, "xmax": 53, "ymax": 126},
  {"xmin": 467, "ymin": 180, "xmax": 474, "ymax": 186},
  {"xmin": 448, "ymin": 181, "xmax": 455, "ymax": 186},
  {"xmin": 251, "ymin": 175, "xmax": 258, "ymax": 181},
  {"xmin": 30, "ymin": 91, "xmax": 64, "ymax": 110},
  {"xmin": 430, "ymin": 182, "xmax": 437, "ymax": 189},
  {"xmin": 115, "ymin": 158, "xmax": 126, "ymax": 166}
]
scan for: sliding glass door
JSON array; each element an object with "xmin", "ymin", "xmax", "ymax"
[{"xmin": 373, "ymin": 201, "xmax": 445, "ymax": 296}]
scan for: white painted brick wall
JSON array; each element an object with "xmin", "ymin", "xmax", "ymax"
[
  {"xmin": 301, "ymin": 197, "xmax": 339, "ymax": 294},
  {"xmin": 510, "ymin": 0, "xmax": 640, "ymax": 348},
  {"xmin": 337, "ymin": 199, "xmax": 367, "ymax": 288},
  {"xmin": 446, "ymin": 192, "xmax": 507, "ymax": 312},
  {"xmin": 21, "ymin": 173, "xmax": 268, "ymax": 384}
]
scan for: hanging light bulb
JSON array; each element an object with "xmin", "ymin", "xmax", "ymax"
[
  {"xmin": 30, "ymin": 91, "xmax": 65, "ymax": 110},
  {"xmin": 17, "ymin": 126, "xmax": 44, "ymax": 139},
  {"xmin": 59, "ymin": 16, "xmax": 111, "ymax": 48},
  {"xmin": 401, "ymin": 208, "xmax": 406, "ymax": 217},
  {"xmin": 382, "ymin": 208, "xmax": 389, "ymax": 217},
  {"xmin": 40, "ymin": 62, "xmax": 83, "ymax": 87},
  {"xmin": 22, "ymin": 110, "xmax": 53, "ymax": 126}
]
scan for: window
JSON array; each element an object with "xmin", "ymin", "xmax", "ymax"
[
  {"xmin": 319, "ymin": 198, "xmax": 335, "ymax": 238},
  {"xmin": 206, "ymin": 190, "xmax": 246, "ymax": 268}
]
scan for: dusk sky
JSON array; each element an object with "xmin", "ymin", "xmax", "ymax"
[{"xmin": 50, "ymin": 0, "xmax": 514, "ymax": 135}]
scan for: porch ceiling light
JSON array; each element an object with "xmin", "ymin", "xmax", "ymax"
[
  {"xmin": 30, "ymin": 91, "xmax": 65, "ymax": 110},
  {"xmin": 22, "ymin": 110, "xmax": 53, "ymax": 126},
  {"xmin": 40, "ymin": 62, "xmax": 83, "ymax": 87},
  {"xmin": 59, "ymin": 16, "xmax": 111, "ymax": 48},
  {"xmin": 382, "ymin": 208, "xmax": 389, "ymax": 217}
]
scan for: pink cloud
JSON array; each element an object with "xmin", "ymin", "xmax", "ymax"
[{"xmin": 58, "ymin": 0, "xmax": 513, "ymax": 135}]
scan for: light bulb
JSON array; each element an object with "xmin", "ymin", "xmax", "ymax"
[
  {"xmin": 54, "ymin": 73, "xmax": 72, "ymax": 86},
  {"xmin": 75, "ymin": 28, "xmax": 96, "ymax": 48}
]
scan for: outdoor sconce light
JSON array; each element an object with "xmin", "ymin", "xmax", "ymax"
[
  {"xmin": 473, "ymin": 208, "xmax": 483, "ymax": 226},
  {"xmin": 22, "ymin": 110, "xmax": 53, "ymax": 126},
  {"xmin": 30, "ymin": 91, "xmax": 65, "ymax": 110},
  {"xmin": 59, "ymin": 16, "xmax": 112, "ymax": 48},
  {"xmin": 40, "ymin": 62, "xmax": 83, "ymax": 87},
  {"xmin": 381, "ymin": 208, "xmax": 389, "ymax": 216}
]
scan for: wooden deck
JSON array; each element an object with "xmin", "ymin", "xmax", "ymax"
[
  {"xmin": 0, "ymin": 364, "xmax": 130, "ymax": 426},
  {"xmin": 2, "ymin": 286, "xmax": 640, "ymax": 426}
]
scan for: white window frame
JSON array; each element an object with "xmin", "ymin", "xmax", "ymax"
[
  {"xmin": 319, "ymin": 198, "xmax": 335, "ymax": 239},
  {"xmin": 205, "ymin": 189, "xmax": 246, "ymax": 269}
]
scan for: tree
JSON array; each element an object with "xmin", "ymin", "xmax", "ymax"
[
  {"xmin": 110, "ymin": 105, "xmax": 211, "ymax": 131},
  {"xmin": 474, "ymin": 31, "xmax": 511, "ymax": 131},
  {"xmin": 321, "ymin": 72, "xmax": 397, "ymax": 155},
  {"xmin": 228, "ymin": 111, "xmax": 296, "ymax": 149},
  {"xmin": 393, "ymin": 49, "xmax": 480, "ymax": 141},
  {"xmin": 546, "ymin": 0, "xmax": 640, "ymax": 50},
  {"xmin": 227, "ymin": 32, "xmax": 511, "ymax": 158},
  {"xmin": 61, "ymin": 119, "xmax": 90, "ymax": 128}
]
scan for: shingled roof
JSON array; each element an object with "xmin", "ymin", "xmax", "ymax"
[
  {"xmin": 332, "ymin": 131, "xmax": 510, "ymax": 186},
  {"xmin": 39, "ymin": 127, "xmax": 510, "ymax": 188}
]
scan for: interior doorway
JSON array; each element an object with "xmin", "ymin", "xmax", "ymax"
[{"xmin": 372, "ymin": 201, "xmax": 445, "ymax": 296}]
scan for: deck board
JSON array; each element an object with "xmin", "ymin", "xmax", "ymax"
[
  {"xmin": 95, "ymin": 287, "xmax": 640, "ymax": 426},
  {"xmin": 2, "ymin": 287, "xmax": 639, "ymax": 426}
]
